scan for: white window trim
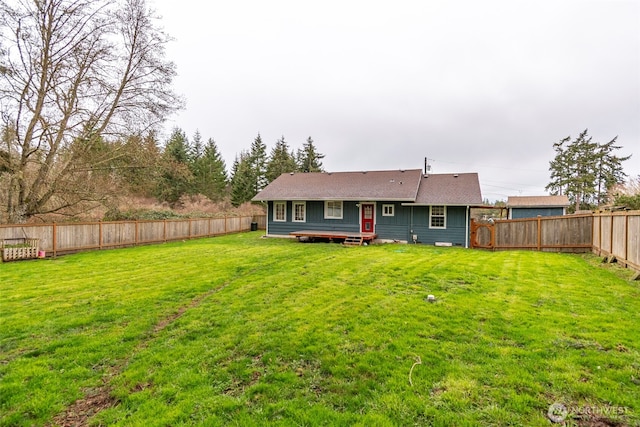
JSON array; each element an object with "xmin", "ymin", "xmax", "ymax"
[
  {"xmin": 429, "ymin": 205, "xmax": 446, "ymax": 229},
  {"xmin": 382, "ymin": 204, "xmax": 395, "ymax": 217},
  {"xmin": 273, "ymin": 201, "xmax": 286, "ymax": 222},
  {"xmin": 293, "ymin": 201, "xmax": 306, "ymax": 222},
  {"xmin": 324, "ymin": 200, "xmax": 343, "ymax": 219}
]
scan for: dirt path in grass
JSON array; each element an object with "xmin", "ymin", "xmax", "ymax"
[{"xmin": 51, "ymin": 284, "xmax": 228, "ymax": 427}]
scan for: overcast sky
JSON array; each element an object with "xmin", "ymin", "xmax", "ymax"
[{"xmin": 149, "ymin": 0, "xmax": 639, "ymax": 201}]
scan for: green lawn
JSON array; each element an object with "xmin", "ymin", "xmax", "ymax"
[{"xmin": 1, "ymin": 232, "xmax": 639, "ymax": 426}]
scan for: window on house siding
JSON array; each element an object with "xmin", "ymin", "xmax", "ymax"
[
  {"xmin": 382, "ymin": 204, "xmax": 395, "ymax": 216},
  {"xmin": 324, "ymin": 201, "xmax": 343, "ymax": 219},
  {"xmin": 293, "ymin": 202, "xmax": 306, "ymax": 222},
  {"xmin": 430, "ymin": 205, "xmax": 446, "ymax": 228},
  {"xmin": 274, "ymin": 202, "xmax": 286, "ymax": 222}
]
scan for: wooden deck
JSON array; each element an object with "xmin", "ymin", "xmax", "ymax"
[{"xmin": 290, "ymin": 230, "xmax": 377, "ymax": 244}]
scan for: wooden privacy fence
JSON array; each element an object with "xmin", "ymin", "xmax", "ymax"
[
  {"xmin": 471, "ymin": 211, "xmax": 640, "ymax": 272},
  {"xmin": 0, "ymin": 215, "xmax": 266, "ymax": 258},
  {"xmin": 471, "ymin": 214, "xmax": 593, "ymax": 252},
  {"xmin": 593, "ymin": 211, "xmax": 640, "ymax": 271}
]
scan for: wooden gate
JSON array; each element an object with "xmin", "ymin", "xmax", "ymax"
[{"xmin": 470, "ymin": 219, "xmax": 495, "ymax": 249}]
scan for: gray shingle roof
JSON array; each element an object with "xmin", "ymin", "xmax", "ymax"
[
  {"xmin": 507, "ymin": 195, "xmax": 570, "ymax": 208},
  {"xmin": 412, "ymin": 173, "xmax": 483, "ymax": 205},
  {"xmin": 252, "ymin": 169, "xmax": 483, "ymax": 205},
  {"xmin": 252, "ymin": 169, "xmax": 423, "ymax": 201}
]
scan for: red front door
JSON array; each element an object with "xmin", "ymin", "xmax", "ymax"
[{"xmin": 361, "ymin": 203, "xmax": 374, "ymax": 233}]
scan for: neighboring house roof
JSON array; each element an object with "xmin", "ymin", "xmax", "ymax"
[
  {"xmin": 252, "ymin": 169, "xmax": 422, "ymax": 201},
  {"xmin": 410, "ymin": 173, "xmax": 483, "ymax": 206},
  {"xmin": 252, "ymin": 169, "xmax": 483, "ymax": 205},
  {"xmin": 506, "ymin": 195, "xmax": 570, "ymax": 208}
]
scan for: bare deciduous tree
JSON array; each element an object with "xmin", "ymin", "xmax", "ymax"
[{"xmin": 0, "ymin": 0, "xmax": 182, "ymax": 222}]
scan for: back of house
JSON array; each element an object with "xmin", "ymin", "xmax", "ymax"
[{"xmin": 252, "ymin": 169, "xmax": 483, "ymax": 247}]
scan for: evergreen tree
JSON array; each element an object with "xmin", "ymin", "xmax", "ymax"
[
  {"xmin": 115, "ymin": 131, "xmax": 162, "ymax": 197},
  {"xmin": 249, "ymin": 134, "xmax": 268, "ymax": 193},
  {"xmin": 230, "ymin": 151, "xmax": 255, "ymax": 207},
  {"xmin": 189, "ymin": 130, "xmax": 205, "ymax": 194},
  {"xmin": 190, "ymin": 130, "xmax": 204, "ymax": 163},
  {"xmin": 155, "ymin": 128, "xmax": 193, "ymax": 206},
  {"xmin": 296, "ymin": 136, "xmax": 325, "ymax": 173},
  {"xmin": 193, "ymin": 137, "xmax": 228, "ymax": 201},
  {"xmin": 164, "ymin": 128, "xmax": 191, "ymax": 163},
  {"xmin": 266, "ymin": 136, "xmax": 297, "ymax": 182},
  {"xmin": 546, "ymin": 129, "xmax": 630, "ymax": 211},
  {"xmin": 594, "ymin": 137, "xmax": 631, "ymax": 205}
]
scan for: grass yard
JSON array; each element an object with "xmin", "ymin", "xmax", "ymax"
[{"xmin": 1, "ymin": 232, "xmax": 639, "ymax": 426}]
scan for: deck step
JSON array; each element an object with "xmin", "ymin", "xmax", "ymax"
[{"xmin": 343, "ymin": 236, "xmax": 364, "ymax": 246}]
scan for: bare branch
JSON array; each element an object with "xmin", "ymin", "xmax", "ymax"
[{"xmin": 0, "ymin": 0, "xmax": 182, "ymax": 221}]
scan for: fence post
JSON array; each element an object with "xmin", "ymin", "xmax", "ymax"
[
  {"xmin": 135, "ymin": 220, "xmax": 139, "ymax": 246},
  {"xmin": 224, "ymin": 216, "xmax": 227, "ymax": 235},
  {"xmin": 592, "ymin": 213, "xmax": 597, "ymax": 255},
  {"xmin": 99, "ymin": 221, "xmax": 103, "ymax": 250},
  {"xmin": 624, "ymin": 212, "xmax": 629, "ymax": 266},
  {"xmin": 537, "ymin": 216, "xmax": 542, "ymax": 251},
  {"xmin": 188, "ymin": 218, "xmax": 192, "ymax": 239}
]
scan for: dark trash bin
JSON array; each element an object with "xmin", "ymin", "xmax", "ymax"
[{"xmin": 250, "ymin": 222, "xmax": 258, "ymax": 231}]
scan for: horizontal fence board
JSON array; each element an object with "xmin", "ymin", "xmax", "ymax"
[{"xmin": 0, "ymin": 215, "xmax": 266, "ymax": 259}]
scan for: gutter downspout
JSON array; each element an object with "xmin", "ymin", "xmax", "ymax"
[
  {"xmin": 265, "ymin": 201, "xmax": 269, "ymax": 236},
  {"xmin": 465, "ymin": 206, "xmax": 469, "ymax": 248}
]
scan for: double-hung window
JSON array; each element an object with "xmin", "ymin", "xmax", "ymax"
[
  {"xmin": 274, "ymin": 202, "xmax": 286, "ymax": 222},
  {"xmin": 430, "ymin": 206, "xmax": 446, "ymax": 228},
  {"xmin": 293, "ymin": 202, "xmax": 306, "ymax": 222},
  {"xmin": 324, "ymin": 201, "xmax": 343, "ymax": 219}
]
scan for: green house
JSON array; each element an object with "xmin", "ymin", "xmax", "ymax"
[
  {"xmin": 507, "ymin": 195, "xmax": 570, "ymax": 219},
  {"xmin": 252, "ymin": 169, "xmax": 483, "ymax": 247}
]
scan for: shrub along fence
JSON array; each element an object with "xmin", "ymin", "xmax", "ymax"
[{"xmin": 0, "ymin": 215, "xmax": 266, "ymax": 258}]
